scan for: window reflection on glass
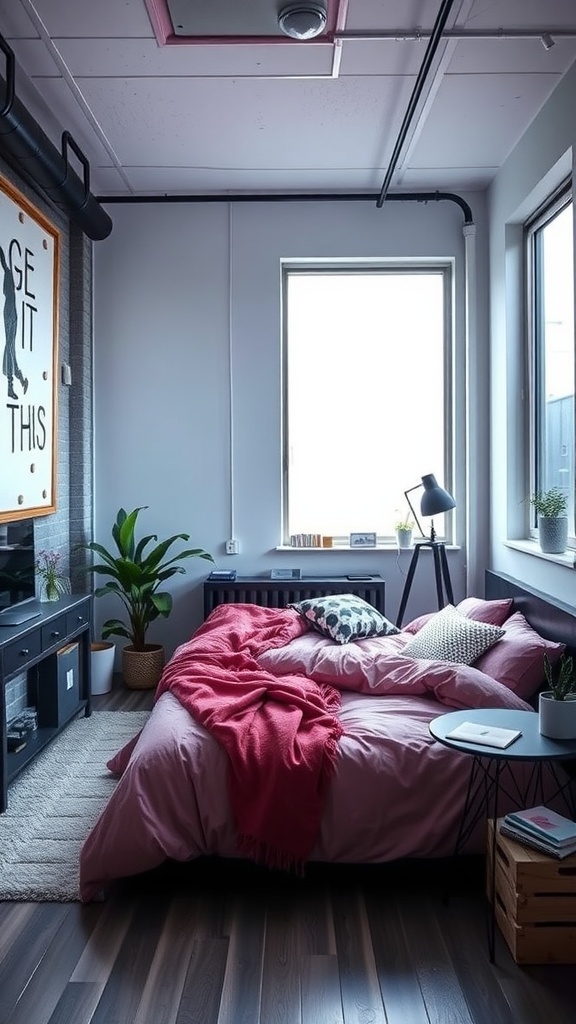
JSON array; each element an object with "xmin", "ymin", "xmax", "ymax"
[{"xmin": 532, "ymin": 195, "xmax": 574, "ymax": 535}]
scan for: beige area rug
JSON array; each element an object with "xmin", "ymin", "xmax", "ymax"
[{"xmin": 0, "ymin": 711, "xmax": 150, "ymax": 901}]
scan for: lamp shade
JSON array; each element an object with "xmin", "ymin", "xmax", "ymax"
[{"xmin": 420, "ymin": 474, "xmax": 456, "ymax": 517}]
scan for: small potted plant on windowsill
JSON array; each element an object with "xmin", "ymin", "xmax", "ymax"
[
  {"xmin": 539, "ymin": 653, "xmax": 576, "ymax": 739},
  {"xmin": 394, "ymin": 513, "xmax": 415, "ymax": 550},
  {"xmin": 528, "ymin": 487, "xmax": 568, "ymax": 554}
]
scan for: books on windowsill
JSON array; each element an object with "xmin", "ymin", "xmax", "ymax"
[
  {"xmin": 445, "ymin": 721, "xmax": 522, "ymax": 749},
  {"xmin": 500, "ymin": 805, "xmax": 576, "ymax": 859}
]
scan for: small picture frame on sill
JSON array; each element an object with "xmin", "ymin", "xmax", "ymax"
[
  {"xmin": 270, "ymin": 568, "xmax": 302, "ymax": 580},
  {"xmin": 350, "ymin": 532, "xmax": 377, "ymax": 548}
]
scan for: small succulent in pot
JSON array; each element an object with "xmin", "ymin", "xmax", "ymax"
[{"xmin": 543, "ymin": 653, "xmax": 576, "ymax": 701}]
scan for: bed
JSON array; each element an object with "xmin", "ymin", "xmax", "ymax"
[{"xmin": 79, "ymin": 571, "xmax": 575, "ymax": 902}]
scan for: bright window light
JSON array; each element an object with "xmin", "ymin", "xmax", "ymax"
[
  {"xmin": 282, "ymin": 265, "xmax": 452, "ymax": 543},
  {"xmin": 527, "ymin": 187, "xmax": 574, "ymax": 541}
]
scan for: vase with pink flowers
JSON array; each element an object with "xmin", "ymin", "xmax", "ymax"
[{"xmin": 36, "ymin": 549, "xmax": 71, "ymax": 602}]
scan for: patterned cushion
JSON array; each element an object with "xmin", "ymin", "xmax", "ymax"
[
  {"xmin": 402, "ymin": 605, "xmax": 505, "ymax": 665},
  {"xmin": 289, "ymin": 593, "xmax": 400, "ymax": 645}
]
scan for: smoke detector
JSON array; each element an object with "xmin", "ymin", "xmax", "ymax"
[{"xmin": 278, "ymin": 3, "xmax": 327, "ymax": 40}]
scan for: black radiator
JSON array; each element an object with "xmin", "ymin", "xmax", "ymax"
[{"xmin": 203, "ymin": 575, "xmax": 386, "ymax": 619}]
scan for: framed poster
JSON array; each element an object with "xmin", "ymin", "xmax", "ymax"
[{"xmin": 0, "ymin": 175, "xmax": 60, "ymax": 523}]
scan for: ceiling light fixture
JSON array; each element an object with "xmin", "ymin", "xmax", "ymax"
[
  {"xmin": 540, "ymin": 32, "xmax": 555, "ymax": 51},
  {"xmin": 278, "ymin": 2, "xmax": 327, "ymax": 40}
]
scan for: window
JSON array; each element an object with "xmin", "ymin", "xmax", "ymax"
[
  {"xmin": 282, "ymin": 263, "xmax": 453, "ymax": 545},
  {"xmin": 526, "ymin": 184, "xmax": 574, "ymax": 542}
]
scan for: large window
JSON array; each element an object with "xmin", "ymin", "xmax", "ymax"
[
  {"xmin": 282, "ymin": 263, "xmax": 453, "ymax": 545},
  {"xmin": 526, "ymin": 184, "xmax": 574, "ymax": 542}
]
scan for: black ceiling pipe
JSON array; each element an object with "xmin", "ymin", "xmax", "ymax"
[
  {"xmin": 98, "ymin": 189, "xmax": 474, "ymax": 225},
  {"xmin": 0, "ymin": 37, "xmax": 112, "ymax": 241},
  {"xmin": 377, "ymin": 0, "xmax": 456, "ymax": 207}
]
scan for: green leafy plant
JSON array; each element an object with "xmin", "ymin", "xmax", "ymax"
[
  {"xmin": 80, "ymin": 507, "xmax": 214, "ymax": 650},
  {"xmin": 394, "ymin": 512, "xmax": 415, "ymax": 532},
  {"xmin": 529, "ymin": 487, "xmax": 568, "ymax": 518},
  {"xmin": 543, "ymin": 653, "xmax": 576, "ymax": 701}
]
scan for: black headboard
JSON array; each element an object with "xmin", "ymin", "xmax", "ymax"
[{"xmin": 485, "ymin": 570, "xmax": 576, "ymax": 657}]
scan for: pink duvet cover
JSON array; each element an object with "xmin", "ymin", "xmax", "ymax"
[{"xmin": 79, "ymin": 624, "xmax": 538, "ymax": 902}]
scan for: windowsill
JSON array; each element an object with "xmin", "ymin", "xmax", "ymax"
[
  {"xmin": 504, "ymin": 539, "xmax": 576, "ymax": 568},
  {"xmin": 274, "ymin": 544, "xmax": 461, "ymax": 552}
]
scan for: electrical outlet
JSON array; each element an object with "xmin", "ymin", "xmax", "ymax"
[{"xmin": 225, "ymin": 538, "xmax": 240, "ymax": 555}]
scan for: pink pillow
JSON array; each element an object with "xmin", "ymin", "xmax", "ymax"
[
  {"xmin": 402, "ymin": 612, "xmax": 435, "ymax": 634},
  {"xmin": 456, "ymin": 597, "xmax": 513, "ymax": 626},
  {"xmin": 403, "ymin": 597, "xmax": 513, "ymax": 634},
  {"xmin": 257, "ymin": 631, "xmax": 408, "ymax": 689},
  {"xmin": 473, "ymin": 611, "xmax": 565, "ymax": 700}
]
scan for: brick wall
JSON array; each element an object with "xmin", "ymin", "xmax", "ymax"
[{"xmin": 2, "ymin": 161, "xmax": 93, "ymax": 721}]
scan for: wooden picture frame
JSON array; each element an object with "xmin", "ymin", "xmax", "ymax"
[{"xmin": 0, "ymin": 175, "xmax": 60, "ymax": 523}]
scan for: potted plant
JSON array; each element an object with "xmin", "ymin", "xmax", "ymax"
[
  {"xmin": 90, "ymin": 639, "xmax": 116, "ymax": 695},
  {"xmin": 394, "ymin": 513, "xmax": 415, "ymax": 549},
  {"xmin": 539, "ymin": 653, "xmax": 576, "ymax": 739},
  {"xmin": 529, "ymin": 487, "xmax": 568, "ymax": 554},
  {"xmin": 36, "ymin": 550, "xmax": 71, "ymax": 602},
  {"xmin": 81, "ymin": 507, "xmax": 214, "ymax": 690}
]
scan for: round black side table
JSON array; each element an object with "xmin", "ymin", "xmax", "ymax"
[{"xmin": 429, "ymin": 708, "xmax": 576, "ymax": 962}]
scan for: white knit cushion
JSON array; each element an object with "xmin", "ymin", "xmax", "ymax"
[{"xmin": 402, "ymin": 605, "xmax": 504, "ymax": 665}]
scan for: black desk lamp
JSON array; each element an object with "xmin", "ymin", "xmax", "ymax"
[{"xmin": 396, "ymin": 474, "xmax": 456, "ymax": 627}]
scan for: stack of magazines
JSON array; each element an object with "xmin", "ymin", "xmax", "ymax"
[{"xmin": 500, "ymin": 805, "xmax": 576, "ymax": 859}]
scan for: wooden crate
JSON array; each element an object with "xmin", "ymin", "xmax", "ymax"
[{"xmin": 486, "ymin": 819, "xmax": 576, "ymax": 964}]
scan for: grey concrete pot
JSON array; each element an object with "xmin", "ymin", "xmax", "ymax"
[
  {"xmin": 538, "ymin": 516, "xmax": 568, "ymax": 554},
  {"xmin": 539, "ymin": 691, "xmax": 576, "ymax": 739}
]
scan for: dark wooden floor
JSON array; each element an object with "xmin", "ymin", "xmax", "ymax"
[{"xmin": 1, "ymin": 680, "xmax": 575, "ymax": 1024}]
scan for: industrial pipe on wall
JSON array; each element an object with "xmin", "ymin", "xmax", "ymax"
[{"xmin": 0, "ymin": 37, "xmax": 112, "ymax": 241}]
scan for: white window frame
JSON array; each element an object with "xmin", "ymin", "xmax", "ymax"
[
  {"xmin": 280, "ymin": 259, "xmax": 455, "ymax": 546},
  {"xmin": 525, "ymin": 181, "xmax": 574, "ymax": 546}
]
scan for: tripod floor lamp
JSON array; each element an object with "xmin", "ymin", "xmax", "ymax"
[{"xmin": 396, "ymin": 474, "xmax": 456, "ymax": 628}]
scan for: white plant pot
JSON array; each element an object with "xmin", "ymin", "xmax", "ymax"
[
  {"xmin": 539, "ymin": 691, "xmax": 576, "ymax": 739},
  {"xmin": 396, "ymin": 529, "xmax": 413, "ymax": 549},
  {"xmin": 90, "ymin": 641, "xmax": 115, "ymax": 695},
  {"xmin": 538, "ymin": 516, "xmax": 568, "ymax": 554}
]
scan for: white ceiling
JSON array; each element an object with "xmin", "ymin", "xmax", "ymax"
[{"xmin": 0, "ymin": 0, "xmax": 575, "ymax": 199}]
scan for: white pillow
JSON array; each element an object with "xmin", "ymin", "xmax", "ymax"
[{"xmin": 401, "ymin": 604, "xmax": 504, "ymax": 665}]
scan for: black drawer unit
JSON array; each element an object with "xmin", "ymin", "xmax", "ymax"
[
  {"xmin": 41, "ymin": 614, "xmax": 67, "ymax": 652},
  {"xmin": 3, "ymin": 632, "xmax": 42, "ymax": 678},
  {"xmin": 0, "ymin": 594, "xmax": 92, "ymax": 812}
]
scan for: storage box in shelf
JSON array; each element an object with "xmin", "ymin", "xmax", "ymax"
[{"xmin": 487, "ymin": 818, "xmax": 576, "ymax": 964}]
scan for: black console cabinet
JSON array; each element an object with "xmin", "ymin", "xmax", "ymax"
[{"xmin": 0, "ymin": 594, "xmax": 92, "ymax": 812}]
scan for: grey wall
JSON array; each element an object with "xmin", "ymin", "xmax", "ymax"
[
  {"xmin": 488, "ymin": 59, "xmax": 576, "ymax": 602},
  {"xmin": 93, "ymin": 194, "xmax": 489, "ymax": 658}
]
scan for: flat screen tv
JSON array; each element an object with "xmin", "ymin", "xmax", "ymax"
[{"xmin": 0, "ymin": 518, "xmax": 37, "ymax": 624}]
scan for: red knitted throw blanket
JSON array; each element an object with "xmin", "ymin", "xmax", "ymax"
[{"xmin": 155, "ymin": 603, "xmax": 343, "ymax": 868}]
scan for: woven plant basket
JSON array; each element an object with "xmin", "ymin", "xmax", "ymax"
[{"xmin": 122, "ymin": 643, "xmax": 165, "ymax": 690}]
